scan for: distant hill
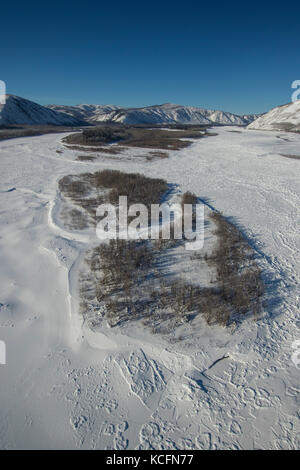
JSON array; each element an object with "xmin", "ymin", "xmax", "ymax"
[
  {"xmin": 47, "ymin": 103, "xmax": 121, "ymax": 123},
  {"xmin": 0, "ymin": 95, "xmax": 86, "ymax": 127},
  {"xmin": 248, "ymin": 101, "xmax": 300, "ymax": 132}
]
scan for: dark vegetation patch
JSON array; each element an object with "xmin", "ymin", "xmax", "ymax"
[
  {"xmin": 63, "ymin": 126, "xmax": 209, "ymax": 150},
  {"xmin": 58, "ymin": 169, "xmax": 168, "ymax": 227},
  {"xmin": 65, "ymin": 145, "xmax": 169, "ymax": 161},
  {"xmin": 63, "ymin": 144, "xmax": 126, "ymax": 154},
  {"xmin": 94, "ymin": 170, "xmax": 168, "ymax": 210},
  {"xmin": 63, "ymin": 171, "xmax": 264, "ymax": 333},
  {"xmin": 59, "ymin": 173, "xmax": 107, "ymax": 226},
  {"xmin": 181, "ymin": 191, "xmax": 199, "ymax": 207},
  {"xmin": 146, "ymin": 151, "xmax": 169, "ymax": 160},
  {"xmin": 76, "ymin": 155, "xmax": 97, "ymax": 161},
  {"xmin": 159, "ymin": 124, "xmax": 209, "ymax": 131},
  {"xmin": 64, "ymin": 127, "xmax": 131, "ymax": 145},
  {"xmin": 279, "ymin": 153, "xmax": 300, "ymax": 160},
  {"xmin": 206, "ymin": 212, "xmax": 264, "ymax": 324},
  {"xmin": 83, "ymin": 209, "xmax": 263, "ymax": 331}
]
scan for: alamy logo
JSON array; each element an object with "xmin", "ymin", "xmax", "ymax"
[
  {"xmin": 0, "ymin": 80, "xmax": 6, "ymax": 105},
  {"xmin": 0, "ymin": 340, "xmax": 6, "ymax": 365},
  {"xmin": 291, "ymin": 80, "xmax": 300, "ymax": 102},
  {"xmin": 96, "ymin": 196, "xmax": 204, "ymax": 251}
]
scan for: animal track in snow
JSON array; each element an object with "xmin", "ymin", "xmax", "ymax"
[{"xmin": 115, "ymin": 350, "xmax": 171, "ymax": 409}]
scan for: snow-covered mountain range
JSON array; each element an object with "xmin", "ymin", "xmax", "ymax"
[
  {"xmin": 0, "ymin": 94, "xmax": 261, "ymax": 127},
  {"xmin": 0, "ymin": 95, "xmax": 85, "ymax": 127},
  {"xmin": 48, "ymin": 102, "xmax": 259, "ymax": 126},
  {"xmin": 248, "ymin": 101, "xmax": 300, "ymax": 132}
]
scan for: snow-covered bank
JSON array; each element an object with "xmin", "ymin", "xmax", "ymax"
[{"xmin": 0, "ymin": 128, "xmax": 299, "ymax": 449}]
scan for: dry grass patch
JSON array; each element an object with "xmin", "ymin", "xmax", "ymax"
[
  {"xmin": 79, "ymin": 201, "xmax": 264, "ymax": 331},
  {"xmin": 83, "ymin": 209, "xmax": 264, "ymax": 330},
  {"xmin": 58, "ymin": 170, "xmax": 264, "ymax": 332},
  {"xmin": 207, "ymin": 211, "xmax": 264, "ymax": 322},
  {"xmin": 63, "ymin": 126, "xmax": 206, "ymax": 151},
  {"xmin": 93, "ymin": 170, "xmax": 168, "ymax": 212},
  {"xmin": 58, "ymin": 170, "xmax": 168, "ymax": 228}
]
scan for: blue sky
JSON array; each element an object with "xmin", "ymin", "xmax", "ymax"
[{"xmin": 1, "ymin": 1, "xmax": 299, "ymax": 114}]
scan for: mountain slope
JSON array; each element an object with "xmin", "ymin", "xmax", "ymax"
[
  {"xmin": 47, "ymin": 103, "xmax": 121, "ymax": 122},
  {"xmin": 248, "ymin": 101, "xmax": 300, "ymax": 132},
  {"xmin": 47, "ymin": 102, "xmax": 258, "ymax": 126},
  {"xmin": 0, "ymin": 95, "xmax": 85, "ymax": 127}
]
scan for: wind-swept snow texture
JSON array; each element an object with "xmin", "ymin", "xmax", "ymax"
[
  {"xmin": 0, "ymin": 95, "xmax": 84, "ymax": 127},
  {"xmin": 0, "ymin": 127, "xmax": 299, "ymax": 449},
  {"xmin": 248, "ymin": 101, "xmax": 300, "ymax": 132},
  {"xmin": 48, "ymin": 102, "xmax": 259, "ymax": 126}
]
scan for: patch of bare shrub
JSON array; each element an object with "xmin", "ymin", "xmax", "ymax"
[
  {"xmin": 207, "ymin": 211, "xmax": 264, "ymax": 322},
  {"xmin": 76, "ymin": 155, "xmax": 97, "ymax": 161},
  {"xmin": 181, "ymin": 191, "xmax": 198, "ymax": 207},
  {"xmin": 94, "ymin": 169, "xmax": 168, "ymax": 211},
  {"xmin": 58, "ymin": 169, "xmax": 168, "ymax": 230},
  {"xmin": 63, "ymin": 126, "xmax": 206, "ymax": 151},
  {"xmin": 82, "ymin": 209, "xmax": 264, "ymax": 331},
  {"xmin": 59, "ymin": 171, "xmax": 264, "ymax": 331}
]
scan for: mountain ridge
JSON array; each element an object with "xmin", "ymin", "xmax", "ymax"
[
  {"xmin": 248, "ymin": 101, "xmax": 300, "ymax": 132},
  {"xmin": 0, "ymin": 94, "xmax": 260, "ymax": 127},
  {"xmin": 48, "ymin": 101, "xmax": 260, "ymax": 126}
]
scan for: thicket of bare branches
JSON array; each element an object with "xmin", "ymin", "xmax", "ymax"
[
  {"xmin": 94, "ymin": 170, "xmax": 168, "ymax": 210},
  {"xmin": 63, "ymin": 126, "xmax": 205, "ymax": 150},
  {"xmin": 84, "ymin": 211, "xmax": 264, "ymax": 330},
  {"xmin": 59, "ymin": 171, "xmax": 264, "ymax": 331},
  {"xmin": 58, "ymin": 170, "xmax": 168, "ymax": 229},
  {"xmin": 207, "ymin": 211, "xmax": 264, "ymax": 321}
]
